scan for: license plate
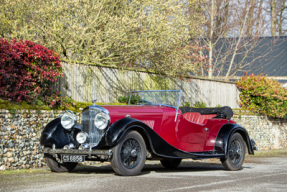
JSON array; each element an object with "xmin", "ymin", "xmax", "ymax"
[{"xmin": 61, "ymin": 155, "xmax": 85, "ymax": 162}]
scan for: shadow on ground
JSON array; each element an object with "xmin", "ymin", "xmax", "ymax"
[{"xmin": 70, "ymin": 160, "xmax": 253, "ymax": 175}]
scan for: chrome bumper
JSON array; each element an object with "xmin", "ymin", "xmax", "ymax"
[{"xmin": 42, "ymin": 146, "xmax": 112, "ymax": 158}]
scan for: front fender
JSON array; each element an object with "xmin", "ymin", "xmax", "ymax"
[
  {"xmin": 40, "ymin": 118, "xmax": 74, "ymax": 148},
  {"xmin": 105, "ymin": 118, "xmax": 150, "ymax": 146},
  {"xmin": 215, "ymin": 123, "xmax": 254, "ymax": 157}
]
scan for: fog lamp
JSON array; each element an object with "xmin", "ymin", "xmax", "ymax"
[{"xmin": 76, "ymin": 132, "xmax": 88, "ymax": 144}]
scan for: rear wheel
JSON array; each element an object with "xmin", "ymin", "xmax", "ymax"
[
  {"xmin": 160, "ymin": 158, "xmax": 182, "ymax": 168},
  {"xmin": 44, "ymin": 148, "xmax": 78, "ymax": 172},
  {"xmin": 111, "ymin": 131, "xmax": 146, "ymax": 176},
  {"xmin": 221, "ymin": 133, "xmax": 245, "ymax": 171}
]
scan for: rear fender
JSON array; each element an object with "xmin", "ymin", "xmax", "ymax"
[{"xmin": 214, "ymin": 123, "xmax": 254, "ymax": 157}]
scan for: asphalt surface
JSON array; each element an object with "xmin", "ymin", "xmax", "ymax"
[{"xmin": 1, "ymin": 156, "xmax": 287, "ymax": 192}]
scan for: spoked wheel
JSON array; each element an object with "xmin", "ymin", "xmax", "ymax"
[
  {"xmin": 160, "ymin": 158, "xmax": 182, "ymax": 169},
  {"xmin": 111, "ymin": 131, "xmax": 146, "ymax": 176},
  {"xmin": 44, "ymin": 150, "xmax": 78, "ymax": 172},
  {"xmin": 221, "ymin": 133, "xmax": 245, "ymax": 171}
]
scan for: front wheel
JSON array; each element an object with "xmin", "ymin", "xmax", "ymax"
[
  {"xmin": 44, "ymin": 152, "xmax": 78, "ymax": 172},
  {"xmin": 221, "ymin": 133, "xmax": 246, "ymax": 171},
  {"xmin": 110, "ymin": 131, "xmax": 146, "ymax": 176}
]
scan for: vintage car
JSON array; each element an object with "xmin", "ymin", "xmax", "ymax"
[{"xmin": 41, "ymin": 90, "xmax": 256, "ymax": 176}]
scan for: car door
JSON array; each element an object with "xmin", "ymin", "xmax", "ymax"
[{"xmin": 177, "ymin": 115, "xmax": 209, "ymax": 144}]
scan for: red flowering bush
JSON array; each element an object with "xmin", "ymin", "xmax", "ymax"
[
  {"xmin": 0, "ymin": 38, "xmax": 63, "ymax": 107},
  {"xmin": 236, "ymin": 74, "xmax": 287, "ymax": 118}
]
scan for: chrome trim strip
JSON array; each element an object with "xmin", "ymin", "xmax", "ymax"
[{"xmin": 42, "ymin": 148, "xmax": 111, "ymax": 156}]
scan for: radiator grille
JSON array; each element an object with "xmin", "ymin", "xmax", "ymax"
[{"xmin": 81, "ymin": 108, "xmax": 105, "ymax": 147}]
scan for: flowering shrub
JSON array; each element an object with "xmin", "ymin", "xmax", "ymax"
[
  {"xmin": 0, "ymin": 38, "xmax": 63, "ymax": 107},
  {"xmin": 236, "ymin": 74, "xmax": 287, "ymax": 118}
]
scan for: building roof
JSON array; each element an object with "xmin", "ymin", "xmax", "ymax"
[
  {"xmin": 237, "ymin": 36, "xmax": 287, "ymax": 77},
  {"xmin": 195, "ymin": 36, "xmax": 287, "ymax": 82}
]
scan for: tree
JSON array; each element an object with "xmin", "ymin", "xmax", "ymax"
[
  {"xmin": 277, "ymin": 0, "xmax": 287, "ymax": 35},
  {"xmin": 268, "ymin": 0, "xmax": 287, "ymax": 36},
  {"xmin": 197, "ymin": 0, "xmax": 277, "ymax": 80},
  {"xmin": 0, "ymin": 0, "xmax": 205, "ymax": 77}
]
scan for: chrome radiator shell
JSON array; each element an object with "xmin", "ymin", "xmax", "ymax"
[{"xmin": 81, "ymin": 108, "xmax": 106, "ymax": 147}]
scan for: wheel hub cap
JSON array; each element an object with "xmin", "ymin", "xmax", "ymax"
[
  {"xmin": 120, "ymin": 138, "xmax": 142, "ymax": 169},
  {"xmin": 131, "ymin": 149, "xmax": 137, "ymax": 157},
  {"xmin": 229, "ymin": 139, "xmax": 242, "ymax": 165}
]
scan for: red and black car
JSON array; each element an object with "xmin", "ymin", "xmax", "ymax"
[{"xmin": 41, "ymin": 90, "xmax": 256, "ymax": 176}]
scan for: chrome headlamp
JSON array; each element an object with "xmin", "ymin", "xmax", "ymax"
[
  {"xmin": 76, "ymin": 132, "xmax": 89, "ymax": 144},
  {"xmin": 94, "ymin": 112, "xmax": 110, "ymax": 130},
  {"xmin": 61, "ymin": 111, "xmax": 77, "ymax": 130}
]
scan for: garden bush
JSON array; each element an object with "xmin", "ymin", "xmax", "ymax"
[
  {"xmin": 236, "ymin": 74, "xmax": 287, "ymax": 118},
  {"xmin": 0, "ymin": 38, "xmax": 63, "ymax": 107},
  {"xmin": 194, "ymin": 101, "xmax": 206, "ymax": 108},
  {"xmin": 117, "ymin": 95, "xmax": 141, "ymax": 104}
]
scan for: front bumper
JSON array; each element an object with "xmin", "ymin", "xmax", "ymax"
[{"xmin": 42, "ymin": 145, "xmax": 112, "ymax": 159}]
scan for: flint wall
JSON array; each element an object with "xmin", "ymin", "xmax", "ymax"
[{"xmin": 0, "ymin": 109, "xmax": 287, "ymax": 170}]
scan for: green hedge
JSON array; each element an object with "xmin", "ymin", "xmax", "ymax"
[{"xmin": 236, "ymin": 74, "xmax": 287, "ymax": 118}]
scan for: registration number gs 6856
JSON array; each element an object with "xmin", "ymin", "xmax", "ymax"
[{"xmin": 61, "ymin": 155, "xmax": 85, "ymax": 162}]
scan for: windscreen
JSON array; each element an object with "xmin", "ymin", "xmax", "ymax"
[{"xmin": 128, "ymin": 90, "xmax": 181, "ymax": 108}]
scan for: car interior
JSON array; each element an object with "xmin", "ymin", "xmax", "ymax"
[{"xmin": 180, "ymin": 106, "xmax": 233, "ymax": 125}]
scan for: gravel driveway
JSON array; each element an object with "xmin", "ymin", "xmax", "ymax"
[{"xmin": 1, "ymin": 156, "xmax": 287, "ymax": 192}]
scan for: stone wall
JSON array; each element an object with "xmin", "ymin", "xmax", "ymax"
[
  {"xmin": 233, "ymin": 115, "xmax": 287, "ymax": 150},
  {"xmin": 0, "ymin": 110, "xmax": 286, "ymax": 170},
  {"xmin": 0, "ymin": 109, "xmax": 66, "ymax": 171}
]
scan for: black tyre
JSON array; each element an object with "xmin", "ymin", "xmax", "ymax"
[
  {"xmin": 110, "ymin": 131, "xmax": 146, "ymax": 176},
  {"xmin": 160, "ymin": 158, "xmax": 182, "ymax": 169},
  {"xmin": 44, "ymin": 152, "xmax": 78, "ymax": 172},
  {"xmin": 221, "ymin": 133, "xmax": 246, "ymax": 171}
]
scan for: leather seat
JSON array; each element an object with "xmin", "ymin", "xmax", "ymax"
[
  {"xmin": 183, "ymin": 112, "xmax": 201, "ymax": 124},
  {"xmin": 199, "ymin": 114, "xmax": 217, "ymax": 124}
]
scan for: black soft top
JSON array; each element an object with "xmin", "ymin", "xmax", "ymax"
[{"xmin": 179, "ymin": 106, "xmax": 233, "ymax": 120}]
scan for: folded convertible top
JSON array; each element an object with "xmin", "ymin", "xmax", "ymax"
[{"xmin": 179, "ymin": 106, "xmax": 233, "ymax": 120}]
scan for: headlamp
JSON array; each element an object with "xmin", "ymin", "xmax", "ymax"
[{"xmin": 61, "ymin": 111, "xmax": 77, "ymax": 130}]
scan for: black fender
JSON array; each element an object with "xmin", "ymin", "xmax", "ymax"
[
  {"xmin": 104, "ymin": 118, "xmax": 225, "ymax": 159},
  {"xmin": 214, "ymin": 123, "xmax": 254, "ymax": 157},
  {"xmin": 40, "ymin": 118, "xmax": 79, "ymax": 148}
]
